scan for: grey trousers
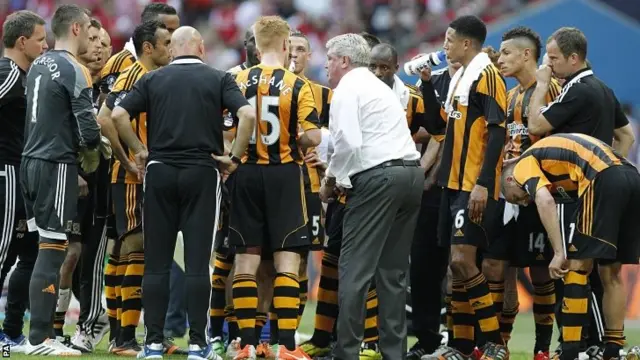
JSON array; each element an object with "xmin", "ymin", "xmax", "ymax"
[{"xmin": 334, "ymin": 164, "xmax": 424, "ymax": 360}]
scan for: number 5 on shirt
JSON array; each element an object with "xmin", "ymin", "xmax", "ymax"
[{"xmin": 247, "ymin": 95, "xmax": 281, "ymax": 145}]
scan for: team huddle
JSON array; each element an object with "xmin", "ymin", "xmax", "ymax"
[{"xmin": 0, "ymin": 1, "xmax": 638, "ymax": 360}]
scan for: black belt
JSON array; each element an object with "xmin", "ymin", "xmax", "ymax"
[{"xmin": 370, "ymin": 159, "xmax": 420, "ymax": 171}]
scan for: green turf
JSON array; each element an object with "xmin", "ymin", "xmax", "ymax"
[{"xmin": 6, "ymin": 303, "xmax": 640, "ymax": 358}]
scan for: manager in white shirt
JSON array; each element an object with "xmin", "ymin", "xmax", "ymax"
[{"xmin": 320, "ymin": 33, "xmax": 424, "ymax": 360}]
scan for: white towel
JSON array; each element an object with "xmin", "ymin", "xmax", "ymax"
[
  {"xmin": 444, "ymin": 52, "xmax": 492, "ymax": 115},
  {"xmin": 392, "ymin": 74, "xmax": 410, "ymax": 110},
  {"xmin": 123, "ymin": 38, "xmax": 138, "ymax": 60}
]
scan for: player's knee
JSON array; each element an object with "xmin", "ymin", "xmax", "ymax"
[
  {"xmin": 566, "ymin": 259, "xmax": 593, "ymax": 273},
  {"xmin": 598, "ymin": 262, "xmax": 623, "ymax": 288},
  {"xmin": 450, "ymin": 249, "xmax": 476, "ymax": 279},
  {"xmin": 123, "ymin": 232, "xmax": 143, "ymax": 252},
  {"xmin": 273, "ymin": 250, "xmax": 301, "ymax": 274},
  {"xmin": 481, "ymin": 258, "xmax": 505, "ymax": 281},
  {"xmin": 529, "ymin": 265, "xmax": 551, "ymax": 283},
  {"xmin": 234, "ymin": 252, "xmax": 261, "ymax": 275}
]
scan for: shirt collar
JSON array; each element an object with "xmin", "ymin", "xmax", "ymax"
[
  {"xmin": 336, "ymin": 67, "xmax": 369, "ymax": 89},
  {"xmin": 562, "ymin": 66, "xmax": 593, "ymax": 85},
  {"xmin": 171, "ymin": 56, "xmax": 205, "ymax": 65}
]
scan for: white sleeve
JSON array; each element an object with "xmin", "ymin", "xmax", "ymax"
[{"xmin": 317, "ymin": 127, "xmax": 332, "ymax": 164}]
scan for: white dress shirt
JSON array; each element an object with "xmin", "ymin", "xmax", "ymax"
[{"xmin": 326, "ymin": 67, "xmax": 420, "ymax": 188}]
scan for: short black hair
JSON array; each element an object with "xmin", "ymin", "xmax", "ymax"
[
  {"xmin": 51, "ymin": 4, "xmax": 89, "ymax": 39},
  {"xmin": 371, "ymin": 43, "xmax": 398, "ymax": 64},
  {"xmin": 548, "ymin": 27, "xmax": 587, "ymax": 61},
  {"xmin": 89, "ymin": 18, "xmax": 102, "ymax": 30},
  {"xmin": 132, "ymin": 20, "xmax": 167, "ymax": 57},
  {"xmin": 502, "ymin": 26, "xmax": 542, "ymax": 62},
  {"xmin": 359, "ymin": 32, "xmax": 381, "ymax": 49},
  {"xmin": 141, "ymin": 3, "xmax": 178, "ymax": 23},
  {"xmin": 290, "ymin": 30, "xmax": 310, "ymax": 50},
  {"xmin": 2, "ymin": 10, "xmax": 45, "ymax": 49},
  {"xmin": 449, "ymin": 15, "xmax": 487, "ymax": 47}
]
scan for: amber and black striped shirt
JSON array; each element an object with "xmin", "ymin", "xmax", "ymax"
[
  {"xmin": 100, "ymin": 49, "xmax": 136, "ymax": 95},
  {"xmin": 437, "ymin": 64, "xmax": 507, "ymax": 200},
  {"xmin": 105, "ymin": 61, "xmax": 149, "ymax": 184},
  {"xmin": 514, "ymin": 133, "xmax": 630, "ymax": 199},
  {"xmin": 303, "ymin": 80, "xmax": 332, "ymax": 193},
  {"xmin": 505, "ymin": 79, "xmax": 561, "ymax": 159},
  {"xmin": 234, "ymin": 64, "xmax": 319, "ymax": 165}
]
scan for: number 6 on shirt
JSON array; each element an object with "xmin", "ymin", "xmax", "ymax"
[{"xmin": 247, "ymin": 95, "xmax": 281, "ymax": 145}]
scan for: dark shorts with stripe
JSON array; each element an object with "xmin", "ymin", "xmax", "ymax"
[
  {"xmin": 306, "ymin": 191, "xmax": 324, "ymax": 251},
  {"xmin": 111, "ymin": 183, "xmax": 143, "ymax": 240},
  {"xmin": 229, "ymin": 163, "xmax": 310, "ymax": 253},
  {"xmin": 488, "ymin": 201, "xmax": 557, "ymax": 267},
  {"xmin": 562, "ymin": 166, "xmax": 640, "ymax": 265},
  {"xmin": 324, "ymin": 200, "xmax": 346, "ymax": 251},
  {"xmin": 20, "ymin": 158, "xmax": 78, "ymax": 241},
  {"xmin": 438, "ymin": 189, "xmax": 500, "ymax": 248},
  {"xmin": 0, "ymin": 163, "xmax": 34, "ymax": 253}
]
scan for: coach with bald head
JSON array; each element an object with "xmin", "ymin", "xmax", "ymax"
[{"xmin": 111, "ymin": 26, "xmax": 255, "ymax": 359}]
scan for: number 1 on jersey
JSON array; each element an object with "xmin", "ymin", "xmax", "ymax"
[
  {"xmin": 247, "ymin": 95, "xmax": 281, "ymax": 146},
  {"xmin": 30, "ymin": 74, "xmax": 42, "ymax": 123}
]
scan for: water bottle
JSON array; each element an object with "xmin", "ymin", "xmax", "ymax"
[{"xmin": 404, "ymin": 50, "xmax": 447, "ymax": 76}]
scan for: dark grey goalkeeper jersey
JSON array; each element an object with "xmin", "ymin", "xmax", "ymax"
[{"xmin": 22, "ymin": 50, "xmax": 101, "ymax": 163}]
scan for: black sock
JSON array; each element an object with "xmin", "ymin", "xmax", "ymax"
[{"xmin": 28, "ymin": 242, "xmax": 68, "ymax": 345}]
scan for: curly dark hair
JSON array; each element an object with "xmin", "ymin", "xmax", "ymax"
[{"xmin": 502, "ymin": 26, "xmax": 542, "ymax": 62}]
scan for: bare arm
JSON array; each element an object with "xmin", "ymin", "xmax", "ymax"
[
  {"xmin": 298, "ymin": 129, "xmax": 322, "ymax": 148},
  {"xmin": 229, "ymin": 105, "xmax": 256, "ymax": 159},
  {"xmin": 112, "ymin": 106, "xmax": 145, "ymax": 154},
  {"xmin": 97, "ymin": 104, "xmax": 130, "ymax": 165},
  {"xmin": 613, "ymin": 124, "xmax": 635, "ymax": 157},
  {"xmin": 528, "ymin": 82, "xmax": 556, "ymax": 136},
  {"xmin": 535, "ymin": 187, "xmax": 563, "ymax": 256}
]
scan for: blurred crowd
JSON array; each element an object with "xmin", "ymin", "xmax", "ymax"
[{"xmin": 1, "ymin": 0, "xmax": 540, "ymax": 83}]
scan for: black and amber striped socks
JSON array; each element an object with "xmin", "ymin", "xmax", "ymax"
[
  {"xmin": 533, "ymin": 280, "xmax": 555, "ymax": 353},
  {"xmin": 562, "ymin": 270, "xmax": 590, "ymax": 360},
  {"xmin": 445, "ymin": 294, "xmax": 453, "ymax": 341},
  {"xmin": 224, "ymin": 305, "xmax": 239, "ymax": 341},
  {"xmin": 488, "ymin": 281, "xmax": 505, "ymax": 318},
  {"xmin": 269, "ymin": 309, "xmax": 279, "ymax": 345},
  {"xmin": 499, "ymin": 305, "xmax": 518, "ymax": 344},
  {"xmin": 273, "ymin": 272, "xmax": 300, "ymax": 351},
  {"xmin": 298, "ymin": 273, "xmax": 309, "ymax": 326},
  {"xmin": 363, "ymin": 285, "xmax": 379, "ymax": 345},
  {"xmin": 603, "ymin": 329, "xmax": 625, "ymax": 360},
  {"xmin": 120, "ymin": 252, "xmax": 144, "ymax": 342},
  {"xmin": 232, "ymin": 274, "xmax": 258, "ymax": 347},
  {"xmin": 451, "ymin": 279, "xmax": 475, "ymax": 354},
  {"xmin": 255, "ymin": 312, "xmax": 267, "ymax": 341},
  {"xmin": 310, "ymin": 252, "xmax": 339, "ymax": 348},
  {"xmin": 105, "ymin": 254, "xmax": 120, "ymax": 341},
  {"xmin": 115, "ymin": 253, "xmax": 127, "ymax": 343},
  {"xmin": 465, "ymin": 273, "xmax": 503, "ymax": 346},
  {"xmin": 210, "ymin": 252, "xmax": 233, "ymax": 339}
]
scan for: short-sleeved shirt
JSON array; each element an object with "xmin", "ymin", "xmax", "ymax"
[
  {"xmin": 505, "ymin": 79, "xmax": 562, "ymax": 159},
  {"xmin": 303, "ymin": 80, "xmax": 332, "ymax": 193},
  {"xmin": 99, "ymin": 48, "xmax": 136, "ymax": 95},
  {"xmin": 0, "ymin": 58, "xmax": 27, "ymax": 166},
  {"xmin": 234, "ymin": 64, "xmax": 320, "ymax": 165},
  {"xmin": 513, "ymin": 133, "xmax": 630, "ymax": 199},
  {"xmin": 438, "ymin": 63, "xmax": 507, "ymax": 200},
  {"xmin": 541, "ymin": 68, "xmax": 628, "ymax": 145},
  {"xmin": 116, "ymin": 56, "xmax": 248, "ymax": 167},
  {"xmin": 105, "ymin": 61, "xmax": 149, "ymax": 184},
  {"xmin": 22, "ymin": 50, "xmax": 101, "ymax": 163}
]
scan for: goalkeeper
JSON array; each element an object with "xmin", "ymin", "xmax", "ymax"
[{"xmin": 19, "ymin": 4, "xmax": 112, "ymax": 350}]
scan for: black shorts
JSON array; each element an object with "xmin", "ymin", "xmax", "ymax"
[
  {"xmin": 501, "ymin": 203, "xmax": 556, "ymax": 267},
  {"xmin": 306, "ymin": 191, "xmax": 324, "ymax": 251},
  {"xmin": 0, "ymin": 164, "xmax": 33, "ymax": 252},
  {"xmin": 325, "ymin": 199, "xmax": 345, "ymax": 250},
  {"xmin": 438, "ymin": 189, "xmax": 499, "ymax": 249},
  {"xmin": 20, "ymin": 158, "xmax": 78, "ymax": 241},
  {"xmin": 562, "ymin": 166, "xmax": 640, "ymax": 264},
  {"xmin": 111, "ymin": 183, "xmax": 143, "ymax": 240},
  {"xmin": 229, "ymin": 163, "xmax": 309, "ymax": 252}
]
